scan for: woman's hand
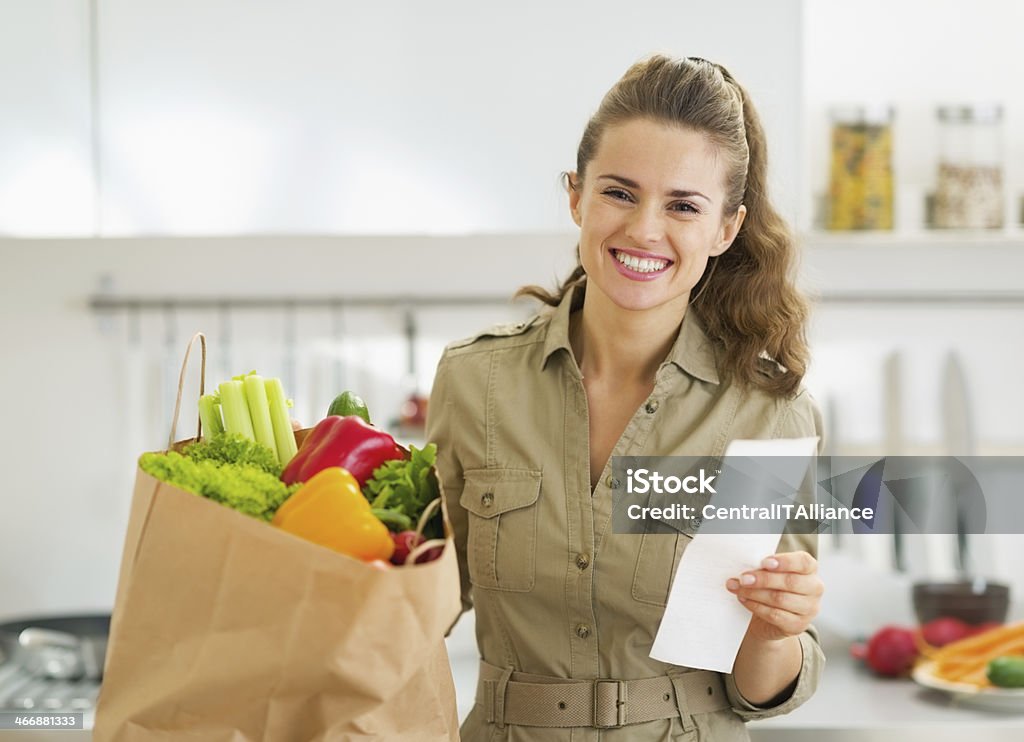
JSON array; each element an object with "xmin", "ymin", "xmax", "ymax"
[{"xmin": 726, "ymin": 551, "xmax": 823, "ymax": 643}]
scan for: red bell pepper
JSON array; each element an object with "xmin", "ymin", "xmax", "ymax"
[{"xmin": 280, "ymin": 415, "xmax": 405, "ymax": 486}]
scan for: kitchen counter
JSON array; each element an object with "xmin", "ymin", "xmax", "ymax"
[{"xmin": 748, "ymin": 627, "xmax": 1024, "ymax": 741}]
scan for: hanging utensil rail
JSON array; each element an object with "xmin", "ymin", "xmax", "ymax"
[
  {"xmin": 88, "ymin": 290, "xmax": 1024, "ymax": 312},
  {"xmin": 89, "ymin": 295, "xmax": 521, "ymax": 311}
]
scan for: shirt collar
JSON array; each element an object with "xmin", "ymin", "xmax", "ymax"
[{"xmin": 539, "ymin": 281, "xmax": 721, "ymax": 385}]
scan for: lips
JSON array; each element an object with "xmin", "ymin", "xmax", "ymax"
[
  {"xmin": 609, "ymin": 247, "xmax": 674, "ymax": 281},
  {"xmin": 610, "ymin": 247, "xmax": 674, "ymax": 262}
]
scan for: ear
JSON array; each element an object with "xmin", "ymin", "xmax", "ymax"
[
  {"xmin": 567, "ymin": 172, "xmax": 582, "ymax": 227},
  {"xmin": 712, "ymin": 204, "xmax": 746, "ymax": 256}
]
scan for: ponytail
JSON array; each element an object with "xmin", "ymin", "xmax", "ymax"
[{"xmin": 692, "ymin": 74, "xmax": 810, "ymax": 397}]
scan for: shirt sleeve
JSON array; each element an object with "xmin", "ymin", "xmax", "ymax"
[
  {"xmin": 723, "ymin": 389, "xmax": 827, "ymax": 721},
  {"xmin": 723, "ymin": 626, "xmax": 826, "ymax": 721},
  {"xmin": 424, "ymin": 351, "xmax": 474, "ymax": 631}
]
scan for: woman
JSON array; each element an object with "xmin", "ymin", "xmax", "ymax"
[{"xmin": 426, "ymin": 55, "xmax": 825, "ymax": 742}]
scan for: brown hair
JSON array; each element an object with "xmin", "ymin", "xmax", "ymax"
[{"xmin": 517, "ymin": 55, "xmax": 810, "ymax": 397}]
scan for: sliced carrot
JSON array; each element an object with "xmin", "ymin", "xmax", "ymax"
[
  {"xmin": 915, "ymin": 629, "xmax": 939, "ymax": 659},
  {"xmin": 930, "ymin": 621, "xmax": 1024, "ymax": 663},
  {"xmin": 934, "ymin": 636, "xmax": 1024, "ymax": 682}
]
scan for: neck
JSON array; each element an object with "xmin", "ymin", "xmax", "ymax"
[{"xmin": 569, "ymin": 285, "xmax": 687, "ymax": 386}]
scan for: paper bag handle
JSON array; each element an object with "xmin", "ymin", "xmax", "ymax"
[
  {"xmin": 405, "ymin": 496, "xmax": 446, "ymax": 565},
  {"xmin": 167, "ymin": 332, "xmax": 207, "ymax": 450}
]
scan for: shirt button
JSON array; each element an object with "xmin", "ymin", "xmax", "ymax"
[
  {"xmin": 575, "ymin": 554, "xmax": 590, "ymax": 570},
  {"xmin": 645, "ymin": 399, "xmax": 660, "ymax": 414},
  {"xmin": 691, "ymin": 514, "xmax": 703, "ymax": 528},
  {"xmin": 576, "ymin": 625, "xmax": 591, "ymax": 639},
  {"xmin": 605, "ymin": 475, "xmax": 621, "ymax": 490},
  {"xmin": 481, "ymin": 492, "xmax": 494, "ymax": 508}
]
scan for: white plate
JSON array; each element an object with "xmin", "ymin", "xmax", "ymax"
[{"xmin": 913, "ymin": 660, "xmax": 1024, "ymax": 711}]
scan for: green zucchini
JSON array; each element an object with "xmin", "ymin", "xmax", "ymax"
[
  {"xmin": 327, "ymin": 391, "xmax": 371, "ymax": 425},
  {"xmin": 987, "ymin": 656, "xmax": 1024, "ymax": 688}
]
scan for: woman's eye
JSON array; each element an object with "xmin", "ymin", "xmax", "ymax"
[
  {"xmin": 670, "ymin": 201, "xmax": 700, "ymax": 214},
  {"xmin": 603, "ymin": 188, "xmax": 633, "ymax": 202}
]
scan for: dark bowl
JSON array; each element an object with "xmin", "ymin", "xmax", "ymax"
[{"xmin": 912, "ymin": 581, "xmax": 1010, "ymax": 625}]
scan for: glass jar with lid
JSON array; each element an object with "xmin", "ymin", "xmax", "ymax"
[
  {"xmin": 827, "ymin": 105, "xmax": 894, "ymax": 230},
  {"xmin": 934, "ymin": 104, "xmax": 1004, "ymax": 229}
]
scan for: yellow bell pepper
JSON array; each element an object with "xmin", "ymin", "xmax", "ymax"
[{"xmin": 272, "ymin": 467, "xmax": 394, "ymax": 562}]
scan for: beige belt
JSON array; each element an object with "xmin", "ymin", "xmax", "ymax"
[{"xmin": 476, "ymin": 659, "xmax": 730, "ymax": 729}]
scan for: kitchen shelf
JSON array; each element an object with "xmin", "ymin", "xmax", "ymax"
[
  {"xmin": 799, "ymin": 232, "xmax": 1024, "ymax": 301},
  {"xmin": 802, "ymin": 230, "xmax": 1024, "ymax": 249}
]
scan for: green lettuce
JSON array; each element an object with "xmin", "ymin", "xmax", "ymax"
[
  {"xmin": 363, "ymin": 443, "xmax": 442, "ymax": 539},
  {"xmin": 139, "ymin": 433, "xmax": 298, "ymax": 521}
]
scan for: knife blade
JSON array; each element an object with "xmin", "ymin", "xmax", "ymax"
[
  {"xmin": 883, "ymin": 351, "xmax": 906, "ymax": 572},
  {"xmin": 942, "ymin": 351, "xmax": 975, "ymax": 577}
]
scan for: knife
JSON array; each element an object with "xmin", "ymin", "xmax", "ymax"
[
  {"xmin": 883, "ymin": 351, "xmax": 906, "ymax": 572},
  {"xmin": 941, "ymin": 351, "xmax": 975, "ymax": 577}
]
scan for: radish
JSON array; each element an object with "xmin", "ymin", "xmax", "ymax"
[
  {"xmin": 967, "ymin": 621, "xmax": 1003, "ymax": 637},
  {"xmin": 390, "ymin": 531, "xmax": 424, "ymax": 565},
  {"xmin": 921, "ymin": 616, "xmax": 973, "ymax": 647},
  {"xmin": 865, "ymin": 626, "xmax": 918, "ymax": 676}
]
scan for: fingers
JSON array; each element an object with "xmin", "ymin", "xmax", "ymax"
[
  {"xmin": 725, "ymin": 551, "xmax": 821, "ymax": 594},
  {"xmin": 724, "ymin": 550, "xmax": 824, "ymax": 627},
  {"xmin": 733, "ymin": 587, "xmax": 819, "ymax": 617},
  {"xmin": 765, "ymin": 551, "xmax": 817, "ymax": 575},
  {"xmin": 738, "ymin": 597, "xmax": 810, "ymax": 635},
  {"xmin": 728, "ymin": 569, "xmax": 824, "ymax": 596}
]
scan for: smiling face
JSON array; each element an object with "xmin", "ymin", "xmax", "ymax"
[{"xmin": 568, "ymin": 117, "xmax": 746, "ymax": 317}]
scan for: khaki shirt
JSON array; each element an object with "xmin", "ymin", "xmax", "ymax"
[{"xmin": 426, "ymin": 283, "xmax": 825, "ymax": 742}]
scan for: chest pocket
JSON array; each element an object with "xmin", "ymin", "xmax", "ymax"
[
  {"xmin": 632, "ymin": 522, "xmax": 693, "ymax": 606},
  {"xmin": 460, "ymin": 468, "xmax": 542, "ymax": 592},
  {"xmin": 631, "ymin": 457, "xmax": 715, "ymax": 606}
]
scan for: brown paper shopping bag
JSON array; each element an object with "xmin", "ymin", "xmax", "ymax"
[{"xmin": 94, "ymin": 333, "xmax": 462, "ymax": 741}]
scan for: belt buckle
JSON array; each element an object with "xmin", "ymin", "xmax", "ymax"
[{"xmin": 593, "ymin": 679, "xmax": 627, "ymax": 728}]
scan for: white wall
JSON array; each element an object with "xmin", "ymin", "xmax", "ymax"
[
  {"xmin": 1, "ymin": 0, "xmax": 804, "ymax": 236},
  {"xmin": 0, "ymin": 0, "xmax": 94, "ymax": 234}
]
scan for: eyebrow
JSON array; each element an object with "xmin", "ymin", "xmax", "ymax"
[{"xmin": 596, "ymin": 174, "xmax": 711, "ymax": 203}]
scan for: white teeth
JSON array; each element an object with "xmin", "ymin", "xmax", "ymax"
[{"xmin": 615, "ymin": 250, "xmax": 667, "ymax": 273}]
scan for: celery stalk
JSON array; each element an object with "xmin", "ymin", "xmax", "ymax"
[
  {"xmin": 243, "ymin": 374, "xmax": 279, "ymax": 461},
  {"xmin": 218, "ymin": 380, "xmax": 255, "ymax": 439},
  {"xmin": 265, "ymin": 378, "xmax": 298, "ymax": 465},
  {"xmin": 198, "ymin": 394, "xmax": 225, "ymax": 439}
]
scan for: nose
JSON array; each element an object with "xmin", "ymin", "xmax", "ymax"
[{"xmin": 624, "ymin": 202, "xmax": 665, "ymax": 245}]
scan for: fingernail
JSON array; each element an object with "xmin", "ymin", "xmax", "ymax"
[
  {"xmin": 726, "ymin": 579, "xmax": 739, "ymax": 591},
  {"xmin": 740, "ymin": 574, "xmax": 756, "ymax": 586},
  {"xmin": 763, "ymin": 557, "xmax": 779, "ymax": 569}
]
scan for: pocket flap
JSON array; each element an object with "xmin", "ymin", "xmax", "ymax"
[{"xmin": 460, "ymin": 468, "xmax": 542, "ymax": 518}]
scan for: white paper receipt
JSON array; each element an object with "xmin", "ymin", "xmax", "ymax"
[{"xmin": 649, "ymin": 437, "xmax": 819, "ymax": 673}]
